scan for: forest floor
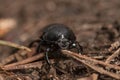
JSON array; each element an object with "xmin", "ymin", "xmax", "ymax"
[{"xmin": 0, "ymin": 0, "xmax": 120, "ymax": 80}]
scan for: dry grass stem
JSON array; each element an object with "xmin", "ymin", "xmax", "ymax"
[
  {"xmin": 0, "ymin": 40, "xmax": 31, "ymax": 52},
  {"xmin": 62, "ymin": 50, "xmax": 120, "ymax": 79},
  {"xmin": 4, "ymin": 53, "xmax": 44, "ymax": 68},
  {"xmin": 106, "ymin": 48, "xmax": 120, "ymax": 63}
]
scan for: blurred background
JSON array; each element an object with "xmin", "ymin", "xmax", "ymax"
[{"xmin": 0, "ymin": 0, "xmax": 120, "ymax": 60}]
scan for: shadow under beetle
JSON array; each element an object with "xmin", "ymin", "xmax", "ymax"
[{"xmin": 29, "ymin": 24, "xmax": 83, "ymax": 65}]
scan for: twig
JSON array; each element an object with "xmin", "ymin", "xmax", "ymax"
[
  {"xmin": 77, "ymin": 73, "xmax": 98, "ymax": 80},
  {"xmin": 108, "ymin": 41, "xmax": 120, "ymax": 52},
  {"xmin": 0, "ymin": 48, "xmax": 35, "ymax": 66},
  {"xmin": 2, "ymin": 61, "xmax": 43, "ymax": 70},
  {"xmin": 81, "ymin": 59, "xmax": 120, "ymax": 79},
  {"xmin": 4, "ymin": 53, "xmax": 44, "ymax": 68},
  {"xmin": 62, "ymin": 50, "xmax": 120, "ymax": 79},
  {"xmin": 0, "ymin": 50, "xmax": 27, "ymax": 65},
  {"xmin": 2, "ymin": 60, "xmax": 55, "ymax": 70},
  {"xmin": 106, "ymin": 48, "xmax": 120, "ymax": 63},
  {"xmin": 91, "ymin": 73, "xmax": 98, "ymax": 80},
  {"xmin": 62, "ymin": 50, "xmax": 120, "ymax": 70},
  {"xmin": 0, "ymin": 40, "xmax": 31, "ymax": 52},
  {"xmin": 88, "ymin": 50, "xmax": 111, "ymax": 54}
]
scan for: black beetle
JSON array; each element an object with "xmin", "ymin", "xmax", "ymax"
[{"xmin": 29, "ymin": 24, "xmax": 83, "ymax": 64}]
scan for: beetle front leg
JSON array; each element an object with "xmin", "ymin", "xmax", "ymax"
[
  {"xmin": 45, "ymin": 48, "xmax": 51, "ymax": 65},
  {"xmin": 76, "ymin": 41, "xmax": 83, "ymax": 54},
  {"xmin": 36, "ymin": 42, "xmax": 42, "ymax": 53}
]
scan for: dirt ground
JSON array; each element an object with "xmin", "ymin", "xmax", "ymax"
[{"xmin": 0, "ymin": 0, "xmax": 120, "ymax": 80}]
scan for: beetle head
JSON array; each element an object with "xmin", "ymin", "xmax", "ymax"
[{"xmin": 57, "ymin": 34, "xmax": 71, "ymax": 49}]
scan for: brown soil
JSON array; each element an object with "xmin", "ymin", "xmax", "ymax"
[{"xmin": 0, "ymin": 0, "xmax": 120, "ymax": 80}]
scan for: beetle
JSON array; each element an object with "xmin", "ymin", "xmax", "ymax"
[{"xmin": 29, "ymin": 24, "xmax": 83, "ymax": 65}]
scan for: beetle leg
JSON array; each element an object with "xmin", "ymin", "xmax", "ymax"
[
  {"xmin": 45, "ymin": 48, "xmax": 51, "ymax": 65},
  {"xmin": 36, "ymin": 42, "xmax": 42, "ymax": 53},
  {"xmin": 75, "ymin": 41, "xmax": 83, "ymax": 54},
  {"xmin": 29, "ymin": 40, "xmax": 41, "ymax": 47}
]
